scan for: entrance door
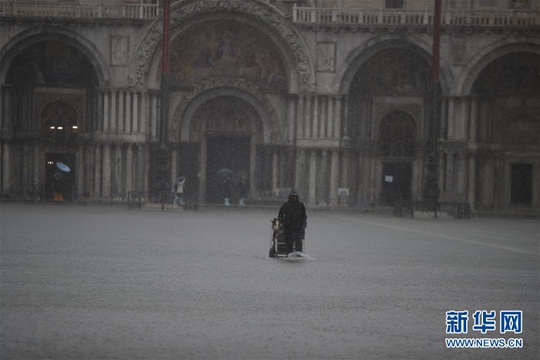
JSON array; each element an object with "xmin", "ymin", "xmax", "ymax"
[
  {"xmin": 206, "ymin": 136, "xmax": 251, "ymax": 203},
  {"xmin": 381, "ymin": 162, "xmax": 412, "ymax": 205},
  {"xmin": 511, "ymin": 163, "xmax": 532, "ymax": 205},
  {"xmin": 45, "ymin": 153, "xmax": 76, "ymax": 201}
]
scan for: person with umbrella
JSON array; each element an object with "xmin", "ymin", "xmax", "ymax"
[
  {"xmin": 278, "ymin": 189, "xmax": 307, "ymax": 254},
  {"xmin": 53, "ymin": 162, "xmax": 70, "ymax": 202},
  {"xmin": 172, "ymin": 176, "xmax": 186, "ymax": 207}
]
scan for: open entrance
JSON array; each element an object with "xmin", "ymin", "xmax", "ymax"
[
  {"xmin": 206, "ymin": 136, "xmax": 251, "ymax": 203},
  {"xmin": 189, "ymin": 95, "xmax": 258, "ymax": 204},
  {"xmin": 45, "ymin": 152, "xmax": 76, "ymax": 201},
  {"xmin": 511, "ymin": 163, "xmax": 532, "ymax": 205},
  {"xmin": 381, "ymin": 162, "xmax": 412, "ymax": 205}
]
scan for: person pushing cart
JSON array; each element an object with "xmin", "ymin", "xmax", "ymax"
[{"xmin": 278, "ymin": 189, "xmax": 307, "ymax": 254}]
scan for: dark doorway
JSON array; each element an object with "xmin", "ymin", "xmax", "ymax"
[
  {"xmin": 511, "ymin": 163, "xmax": 533, "ymax": 205},
  {"xmin": 381, "ymin": 162, "xmax": 412, "ymax": 205},
  {"xmin": 45, "ymin": 153, "xmax": 76, "ymax": 201},
  {"xmin": 206, "ymin": 136, "xmax": 251, "ymax": 203}
]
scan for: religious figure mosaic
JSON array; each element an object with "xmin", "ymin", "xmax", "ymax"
[{"xmin": 167, "ymin": 21, "xmax": 288, "ymax": 90}]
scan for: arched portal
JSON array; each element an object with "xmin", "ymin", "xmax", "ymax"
[
  {"xmin": 471, "ymin": 51, "xmax": 540, "ymax": 210},
  {"xmin": 3, "ymin": 39, "xmax": 99, "ymax": 200},
  {"xmin": 185, "ymin": 96, "xmax": 265, "ymax": 204},
  {"xmin": 348, "ymin": 46, "xmax": 427, "ymax": 206}
]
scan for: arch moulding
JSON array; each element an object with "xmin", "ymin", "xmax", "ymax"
[
  {"xmin": 335, "ymin": 35, "xmax": 452, "ymax": 96},
  {"xmin": 129, "ymin": 0, "xmax": 314, "ymax": 92},
  {"xmin": 172, "ymin": 78, "xmax": 279, "ymax": 144},
  {"xmin": 458, "ymin": 37, "xmax": 540, "ymax": 95},
  {"xmin": 0, "ymin": 27, "xmax": 109, "ymax": 87}
]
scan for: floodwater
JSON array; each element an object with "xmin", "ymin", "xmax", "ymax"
[{"xmin": 1, "ymin": 204, "xmax": 538, "ymax": 359}]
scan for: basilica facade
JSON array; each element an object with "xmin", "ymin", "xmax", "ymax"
[{"xmin": 0, "ymin": 0, "xmax": 539, "ymax": 216}]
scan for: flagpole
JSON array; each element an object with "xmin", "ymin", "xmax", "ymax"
[
  {"xmin": 154, "ymin": 0, "xmax": 171, "ymax": 209},
  {"xmin": 160, "ymin": 0, "xmax": 170, "ymax": 145},
  {"xmin": 422, "ymin": 0, "xmax": 442, "ymax": 217}
]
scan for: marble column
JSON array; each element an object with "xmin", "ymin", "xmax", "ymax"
[
  {"xmin": 297, "ymin": 94, "xmax": 304, "ymax": 139},
  {"xmin": 294, "ymin": 149, "xmax": 302, "ymax": 190},
  {"xmin": 445, "ymin": 152, "xmax": 454, "ymax": 192},
  {"xmin": 287, "ymin": 97, "xmax": 296, "ymax": 143},
  {"xmin": 320, "ymin": 149, "xmax": 328, "ymax": 206},
  {"xmin": 199, "ymin": 137, "xmax": 207, "ymax": 204},
  {"xmin": 313, "ymin": 95, "xmax": 319, "ymax": 139},
  {"xmin": 103, "ymin": 90, "xmax": 110, "ymax": 133},
  {"xmin": 94, "ymin": 144, "xmax": 102, "ymax": 199},
  {"xmin": 110, "ymin": 90, "xmax": 117, "ymax": 133},
  {"xmin": 102, "ymin": 143, "xmax": 111, "ymax": 200},
  {"xmin": 340, "ymin": 150, "xmax": 350, "ymax": 205},
  {"xmin": 330, "ymin": 149, "xmax": 339, "ymax": 206},
  {"xmin": 327, "ymin": 96, "xmax": 333, "ymax": 139},
  {"xmin": 141, "ymin": 91, "xmax": 148, "ymax": 135},
  {"xmin": 341, "ymin": 96, "xmax": 348, "ymax": 139},
  {"xmin": 126, "ymin": 144, "xmax": 133, "ymax": 194},
  {"xmin": 467, "ymin": 155, "xmax": 476, "ymax": 205},
  {"xmin": 305, "ymin": 95, "xmax": 312, "ymax": 139},
  {"xmin": 132, "ymin": 91, "xmax": 139, "ymax": 134},
  {"xmin": 142, "ymin": 145, "xmax": 149, "ymax": 196},
  {"xmin": 308, "ymin": 150, "xmax": 317, "ymax": 206},
  {"xmin": 125, "ymin": 91, "xmax": 132, "ymax": 134},
  {"xmin": 170, "ymin": 148, "xmax": 178, "ymax": 186},
  {"xmin": 334, "ymin": 96, "xmax": 342, "ymax": 139},
  {"xmin": 272, "ymin": 150, "xmax": 279, "ymax": 192},
  {"xmin": 118, "ymin": 90, "xmax": 124, "ymax": 134},
  {"xmin": 114, "ymin": 143, "xmax": 123, "ymax": 199}
]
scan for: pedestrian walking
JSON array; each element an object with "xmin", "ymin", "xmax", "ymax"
[
  {"xmin": 173, "ymin": 176, "xmax": 186, "ymax": 207},
  {"xmin": 222, "ymin": 174, "xmax": 233, "ymax": 207},
  {"xmin": 53, "ymin": 172, "xmax": 63, "ymax": 202},
  {"xmin": 236, "ymin": 175, "xmax": 249, "ymax": 207}
]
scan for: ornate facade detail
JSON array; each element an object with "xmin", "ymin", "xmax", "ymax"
[
  {"xmin": 130, "ymin": 0, "xmax": 313, "ymax": 91},
  {"xmin": 170, "ymin": 78, "xmax": 279, "ymax": 143}
]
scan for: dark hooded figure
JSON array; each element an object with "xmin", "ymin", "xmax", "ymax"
[{"xmin": 278, "ymin": 189, "xmax": 307, "ymax": 253}]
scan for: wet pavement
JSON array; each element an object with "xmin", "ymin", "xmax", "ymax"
[{"xmin": 1, "ymin": 203, "xmax": 538, "ymax": 359}]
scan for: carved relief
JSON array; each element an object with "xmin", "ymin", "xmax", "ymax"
[
  {"xmin": 169, "ymin": 78, "xmax": 279, "ymax": 143},
  {"xmin": 111, "ymin": 36, "xmax": 129, "ymax": 66},
  {"xmin": 317, "ymin": 42, "xmax": 336, "ymax": 73}
]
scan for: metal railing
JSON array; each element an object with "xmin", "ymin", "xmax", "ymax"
[
  {"xmin": 292, "ymin": 6, "xmax": 539, "ymax": 27},
  {"xmin": 0, "ymin": 1, "xmax": 160, "ymax": 20}
]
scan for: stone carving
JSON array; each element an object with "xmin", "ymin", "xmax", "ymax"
[
  {"xmin": 317, "ymin": 42, "xmax": 336, "ymax": 73},
  {"xmin": 169, "ymin": 78, "xmax": 280, "ymax": 143},
  {"xmin": 130, "ymin": 0, "xmax": 313, "ymax": 91},
  {"xmin": 111, "ymin": 36, "xmax": 129, "ymax": 66}
]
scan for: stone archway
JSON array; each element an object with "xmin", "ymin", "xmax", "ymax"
[
  {"xmin": 179, "ymin": 95, "xmax": 266, "ymax": 204},
  {"xmin": 2, "ymin": 37, "xmax": 99, "ymax": 199},
  {"xmin": 346, "ymin": 46, "xmax": 427, "ymax": 206},
  {"xmin": 0, "ymin": 29, "xmax": 108, "ymax": 87},
  {"xmin": 470, "ymin": 51, "xmax": 540, "ymax": 211}
]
